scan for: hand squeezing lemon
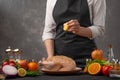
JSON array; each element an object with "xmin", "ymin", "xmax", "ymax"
[{"xmin": 63, "ymin": 23, "xmax": 69, "ymax": 31}]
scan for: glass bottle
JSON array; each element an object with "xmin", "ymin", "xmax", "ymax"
[
  {"xmin": 107, "ymin": 44, "xmax": 115, "ymax": 63},
  {"xmin": 5, "ymin": 46, "xmax": 14, "ymax": 60},
  {"xmin": 113, "ymin": 59, "xmax": 120, "ymax": 70},
  {"xmin": 14, "ymin": 48, "xmax": 21, "ymax": 61}
]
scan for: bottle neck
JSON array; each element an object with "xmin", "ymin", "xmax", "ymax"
[{"xmin": 107, "ymin": 45, "xmax": 115, "ymax": 63}]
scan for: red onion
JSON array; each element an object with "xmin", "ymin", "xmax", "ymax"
[{"xmin": 2, "ymin": 65, "xmax": 17, "ymax": 77}]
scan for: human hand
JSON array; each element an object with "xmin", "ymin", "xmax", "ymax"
[
  {"xmin": 64, "ymin": 19, "xmax": 81, "ymax": 34},
  {"xmin": 64, "ymin": 19, "xmax": 92, "ymax": 38},
  {"xmin": 38, "ymin": 57, "xmax": 56, "ymax": 70}
]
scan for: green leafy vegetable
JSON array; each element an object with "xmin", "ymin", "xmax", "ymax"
[
  {"xmin": 88, "ymin": 59, "xmax": 112, "ymax": 66},
  {"xmin": 26, "ymin": 71, "xmax": 40, "ymax": 76}
]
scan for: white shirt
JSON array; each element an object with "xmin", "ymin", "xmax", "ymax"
[{"xmin": 42, "ymin": 0, "xmax": 106, "ymax": 41}]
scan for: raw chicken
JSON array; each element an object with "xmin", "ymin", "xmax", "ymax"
[{"xmin": 39, "ymin": 55, "xmax": 76, "ymax": 71}]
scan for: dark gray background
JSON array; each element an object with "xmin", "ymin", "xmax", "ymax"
[{"xmin": 0, "ymin": 0, "xmax": 120, "ymax": 61}]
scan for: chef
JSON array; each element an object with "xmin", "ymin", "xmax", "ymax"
[{"xmin": 42, "ymin": 0, "xmax": 106, "ymax": 69}]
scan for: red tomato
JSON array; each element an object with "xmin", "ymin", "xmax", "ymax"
[
  {"xmin": 9, "ymin": 59, "xmax": 15, "ymax": 63},
  {"xmin": 2, "ymin": 61, "xmax": 9, "ymax": 67},
  {"xmin": 17, "ymin": 60, "xmax": 28, "ymax": 70},
  {"xmin": 9, "ymin": 62, "xmax": 15, "ymax": 66},
  {"xmin": 102, "ymin": 65, "xmax": 113, "ymax": 76}
]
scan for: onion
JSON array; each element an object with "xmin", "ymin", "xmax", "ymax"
[{"xmin": 2, "ymin": 65, "xmax": 17, "ymax": 77}]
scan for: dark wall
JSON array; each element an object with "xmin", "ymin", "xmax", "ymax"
[
  {"xmin": 96, "ymin": 0, "xmax": 120, "ymax": 59},
  {"xmin": 0, "ymin": 0, "xmax": 47, "ymax": 61},
  {"xmin": 0, "ymin": 0, "xmax": 120, "ymax": 61}
]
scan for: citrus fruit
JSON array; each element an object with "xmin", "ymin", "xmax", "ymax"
[
  {"xmin": 91, "ymin": 49, "xmax": 103, "ymax": 60},
  {"xmin": 88, "ymin": 62, "xmax": 101, "ymax": 75},
  {"xmin": 17, "ymin": 68, "xmax": 27, "ymax": 77},
  {"xmin": 63, "ymin": 23, "xmax": 69, "ymax": 31},
  {"xmin": 27, "ymin": 62, "xmax": 39, "ymax": 71},
  {"xmin": 83, "ymin": 66, "xmax": 88, "ymax": 73}
]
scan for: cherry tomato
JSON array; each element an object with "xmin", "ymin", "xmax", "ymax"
[{"xmin": 102, "ymin": 65, "xmax": 113, "ymax": 76}]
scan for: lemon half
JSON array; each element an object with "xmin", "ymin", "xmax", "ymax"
[
  {"xmin": 63, "ymin": 23, "xmax": 69, "ymax": 31},
  {"xmin": 17, "ymin": 68, "xmax": 27, "ymax": 77}
]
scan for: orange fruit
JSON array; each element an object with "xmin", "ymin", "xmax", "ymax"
[
  {"xmin": 27, "ymin": 62, "xmax": 39, "ymax": 71},
  {"xmin": 83, "ymin": 66, "xmax": 88, "ymax": 73},
  {"xmin": 91, "ymin": 49, "xmax": 103, "ymax": 60},
  {"xmin": 88, "ymin": 62, "xmax": 101, "ymax": 75}
]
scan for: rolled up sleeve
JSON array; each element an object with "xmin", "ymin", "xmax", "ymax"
[
  {"xmin": 88, "ymin": 0, "xmax": 106, "ymax": 38},
  {"xmin": 42, "ymin": 0, "xmax": 56, "ymax": 41}
]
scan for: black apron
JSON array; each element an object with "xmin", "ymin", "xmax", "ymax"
[{"xmin": 53, "ymin": 0, "xmax": 96, "ymax": 68}]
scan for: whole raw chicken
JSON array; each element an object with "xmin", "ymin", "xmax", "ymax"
[{"xmin": 39, "ymin": 55, "xmax": 76, "ymax": 71}]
